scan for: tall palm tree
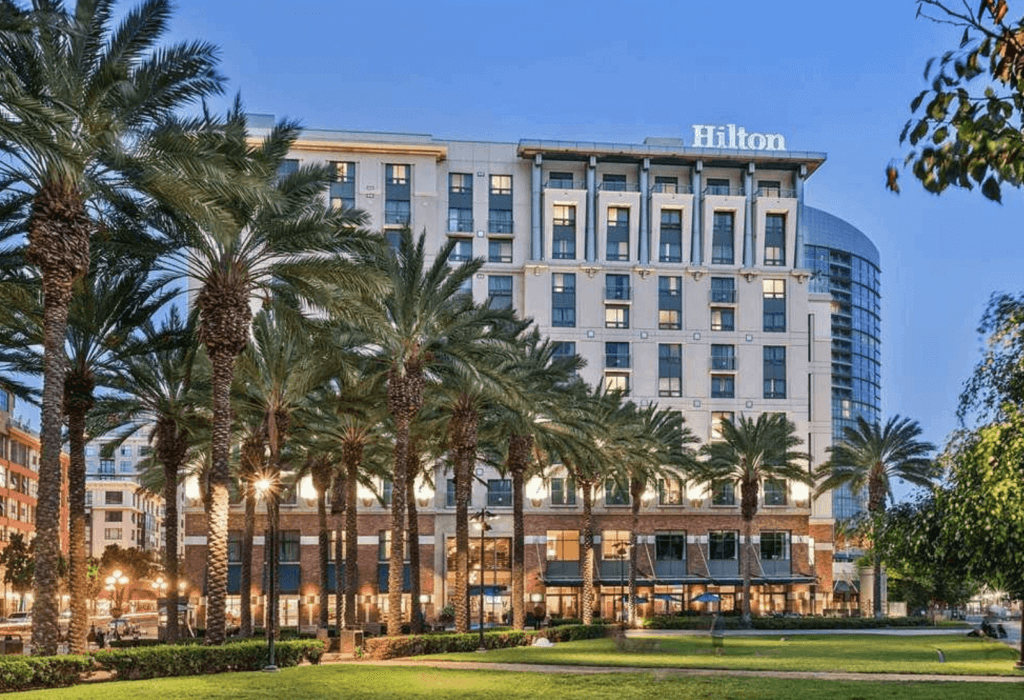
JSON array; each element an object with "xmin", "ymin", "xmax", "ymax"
[
  {"xmin": 159, "ymin": 107, "xmax": 380, "ymax": 644},
  {"xmin": 698, "ymin": 413, "xmax": 811, "ymax": 626},
  {"xmin": 0, "ymin": 0, "xmax": 224, "ymax": 654},
  {"xmin": 365, "ymin": 229, "xmax": 514, "ymax": 635},
  {"xmin": 815, "ymin": 415, "xmax": 937, "ymax": 617},
  {"xmin": 623, "ymin": 404, "xmax": 698, "ymax": 627}
]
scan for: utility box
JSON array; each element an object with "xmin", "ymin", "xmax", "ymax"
[{"xmin": 339, "ymin": 629, "xmax": 363, "ymax": 654}]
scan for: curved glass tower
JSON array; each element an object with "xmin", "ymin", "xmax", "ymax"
[{"xmin": 803, "ymin": 207, "xmax": 881, "ymax": 521}]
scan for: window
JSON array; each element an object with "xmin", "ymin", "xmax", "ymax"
[
  {"xmin": 378, "ymin": 530, "xmax": 409, "ymax": 561},
  {"xmin": 706, "ymin": 178, "xmax": 731, "ymax": 196},
  {"xmin": 764, "ymin": 214, "xmax": 786, "ymax": 265},
  {"xmin": 711, "ymin": 344, "xmax": 736, "ymax": 370},
  {"xmin": 659, "ymin": 209, "xmax": 682, "ymax": 262},
  {"xmin": 552, "ymin": 205, "xmax": 576, "ymax": 259},
  {"xmin": 757, "ymin": 179, "xmax": 781, "ymax": 197},
  {"xmin": 602, "ymin": 530, "xmax": 631, "ymax": 559},
  {"xmin": 659, "ymin": 344, "xmax": 682, "ymax": 397},
  {"xmin": 489, "ymin": 174, "xmax": 512, "ymax": 195},
  {"xmin": 386, "ymin": 164, "xmax": 409, "ymax": 185},
  {"xmin": 712, "ymin": 481, "xmax": 736, "ymax": 506},
  {"xmin": 711, "ymin": 307, "xmax": 735, "ymax": 331},
  {"xmin": 764, "ymin": 478, "xmax": 787, "ymax": 506},
  {"xmin": 550, "ymin": 477, "xmax": 576, "ymax": 505},
  {"xmin": 604, "ymin": 372, "xmax": 629, "ymax": 394},
  {"xmin": 228, "ymin": 531, "xmax": 243, "ymax": 563},
  {"xmin": 763, "ymin": 346, "xmax": 787, "ymax": 398},
  {"xmin": 654, "ymin": 176, "xmax": 678, "ymax": 194},
  {"xmin": 606, "ymin": 207, "xmax": 629, "ymax": 261},
  {"xmin": 602, "ymin": 173, "xmax": 627, "ymax": 191},
  {"xmin": 449, "ymin": 239, "xmax": 472, "ymax": 262},
  {"xmin": 763, "ymin": 279, "xmax": 786, "ymax": 332},
  {"xmin": 549, "ymin": 171, "xmax": 575, "ymax": 188},
  {"xmin": 488, "ymin": 239, "xmax": 512, "ymax": 263},
  {"xmin": 710, "ymin": 277, "xmax": 736, "ymax": 303},
  {"xmin": 105, "ymin": 511, "xmax": 122, "ymax": 522},
  {"xmin": 760, "ymin": 531, "xmax": 790, "ymax": 560},
  {"xmin": 552, "ymin": 342, "xmax": 576, "ymax": 363},
  {"xmin": 658, "ymin": 478, "xmax": 683, "ymax": 506},
  {"xmin": 711, "ymin": 374, "xmax": 734, "ymax": 398},
  {"xmin": 120, "ymin": 446, "xmax": 131, "ymax": 457},
  {"xmin": 489, "ymin": 209, "xmax": 512, "ymax": 233},
  {"xmin": 445, "ymin": 478, "xmax": 471, "ymax": 508},
  {"xmin": 709, "ymin": 531, "xmax": 738, "ymax": 559},
  {"xmin": 605, "ymin": 274, "xmax": 630, "ymax": 300},
  {"xmin": 605, "ymin": 342, "xmax": 630, "ymax": 369},
  {"xmin": 448, "ymin": 207, "xmax": 473, "ymax": 232},
  {"xmin": 605, "ymin": 306, "xmax": 629, "ymax": 329},
  {"xmin": 277, "ymin": 159, "xmax": 299, "ymax": 179},
  {"xmin": 330, "ymin": 161, "xmax": 356, "ymax": 209},
  {"xmin": 546, "ymin": 530, "xmax": 579, "ymax": 561},
  {"xmin": 711, "ymin": 411, "xmax": 734, "ymax": 442},
  {"xmin": 105, "ymin": 491, "xmax": 123, "ymax": 505},
  {"xmin": 711, "ymin": 211, "xmax": 734, "ymax": 264},
  {"xmin": 98, "ymin": 459, "xmax": 115, "ymax": 475},
  {"xmin": 104, "ymin": 528, "xmax": 122, "ymax": 540},
  {"xmin": 487, "ymin": 275, "xmax": 513, "ymax": 310},
  {"xmin": 552, "ymin": 273, "xmax": 576, "ymax": 327},
  {"xmin": 385, "ymin": 200, "xmax": 410, "ymax": 225},
  {"xmin": 658, "ymin": 276, "xmax": 682, "ymax": 330},
  {"xmin": 604, "ymin": 481, "xmax": 629, "ymax": 506},
  {"xmin": 656, "ymin": 532, "xmax": 686, "ymax": 560},
  {"xmin": 487, "ymin": 479, "xmax": 512, "ymax": 507},
  {"xmin": 449, "ymin": 172, "xmax": 472, "ymax": 194}
]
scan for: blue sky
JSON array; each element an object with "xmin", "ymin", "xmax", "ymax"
[{"xmin": 140, "ymin": 1, "xmax": 1022, "ymax": 476}]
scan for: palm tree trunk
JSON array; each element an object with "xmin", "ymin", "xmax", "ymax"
[
  {"xmin": 162, "ymin": 460, "xmax": 180, "ymax": 644},
  {"xmin": 388, "ymin": 415, "xmax": 409, "ymax": 636},
  {"xmin": 240, "ymin": 487, "xmax": 255, "ymax": 638},
  {"xmin": 580, "ymin": 478, "xmax": 595, "ymax": 625},
  {"xmin": 452, "ymin": 402, "xmax": 477, "ymax": 634},
  {"xmin": 628, "ymin": 479, "xmax": 642, "ymax": 628},
  {"xmin": 317, "ymin": 484, "xmax": 330, "ymax": 630},
  {"xmin": 65, "ymin": 403, "xmax": 89, "ymax": 654},
  {"xmin": 508, "ymin": 434, "xmax": 531, "ymax": 631},
  {"xmin": 406, "ymin": 473, "xmax": 422, "ymax": 634},
  {"xmin": 330, "ymin": 464, "xmax": 346, "ymax": 633},
  {"xmin": 742, "ymin": 519, "xmax": 753, "ymax": 626},
  {"xmin": 268, "ymin": 494, "xmax": 281, "ymax": 639},
  {"xmin": 204, "ymin": 349, "xmax": 237, "ymax": 645},
  {"xmin": 343, "ymin": 443, "xmax": 360, "ymax": 628},
  {"xmin": 869, "ymin": 475, "xmax": 886, "ymax": 619}
]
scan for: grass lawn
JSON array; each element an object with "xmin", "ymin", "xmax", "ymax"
[
  {"xmin": 6, "ymin": 664, "xmax": 1024, "ymax": 700},
  {"xmin": 425, "ymin": 634, "xmax": 1023, "ymax": 676}
]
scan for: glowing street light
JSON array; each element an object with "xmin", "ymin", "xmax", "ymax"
[{"xmin": 104, "ymin": 569, "xmax": 130, "ymax": 618}]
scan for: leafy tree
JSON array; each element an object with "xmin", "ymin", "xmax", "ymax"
[
  {"xmin": 0, "ymin": 533, "xmax": 34, "ymax": 611},
  {"xmin": 895, "ymin": 1, "xmax": 1024, "ymax": 201},
  {"xmin": 0, "ymin": 0, "xmax": 223, "ymax": 654},
  {"xmin": 699, "ymin": 413, "xmax": 811, "ymax": 626}
]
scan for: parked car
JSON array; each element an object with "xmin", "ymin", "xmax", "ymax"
[{"xmin": 4, "ymin": 612, "xmax": 31, "ymax": 625}]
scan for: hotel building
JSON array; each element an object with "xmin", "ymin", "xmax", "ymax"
[{"xmin": 182, "ymin": 121, "xmax": 881, "ymax": 627}]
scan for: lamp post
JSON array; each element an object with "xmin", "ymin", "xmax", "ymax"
[
  {"xmin": 255, "ymin": 475, "xmax": 279, "ymax": 672},
  {"xmin": 472, "ymin": 508, "xmax": 496, "ymax": 651},
  {"xmin": 104, "ymin": 569, "xmax": 130, "ymax": 619},
  {"xmin": 614, "ymin": 541, "xmax": 628, "ymax": 627}
]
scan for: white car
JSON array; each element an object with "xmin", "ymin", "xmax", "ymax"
[{"xmin": 4, "ymin": 612, "xmax": 31, "ymax": 625}]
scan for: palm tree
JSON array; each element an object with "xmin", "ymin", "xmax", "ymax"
[
  {"xmin": 365, "ymin": 229, "xmax": 514, "ymax": 635},
  {"xmin": 0, "ymin": 0, "xmax": 224, "ymax": 654},
  {"xmin": 159, "ymin": 107, "xmax": 380, "ymax": 644},
  {"xmin": 814, "ymin": 415, "xmax": 937, "ymax": 617},
  {"xmin": 698, "ymin": 413, "xmax": 811, "ymax": 626},
  {"xmin": 624, "ymin": 404, "xmax": 698, "ymax": 627},
  {"xmin": 96, "ymin": 311, "xmax": 203, "ymax": 643}
]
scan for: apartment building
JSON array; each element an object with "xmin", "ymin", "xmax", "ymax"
[
  {"xmin": 85, "ymin": 480, "xmax": 164, "ymax": 557},
  {"xmin": 182, "ymin": 121, "xmax": 880, "ymax": 627}
]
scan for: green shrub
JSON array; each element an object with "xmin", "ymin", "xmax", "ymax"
[
  {"xmin": 0, "ymin": 655, "xmax": 94, "ymax": 692},
  {"xmin": 641, "ymin": 614, "xmax": 935, "ymax": 631},
  {"xmin": 361, "ymin": 624, "xmax": 610, "ymax": 660},
  {"xmin": 94, "ymin": 639, "xmax": 324, "ymax": 680}
]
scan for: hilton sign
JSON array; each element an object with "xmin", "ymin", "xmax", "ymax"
[{"xmin": 691, "ymin": 124, "xmax": 786, "ymax": 151}]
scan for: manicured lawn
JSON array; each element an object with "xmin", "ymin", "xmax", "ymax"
[
  {"xmin": 5, "ymin": 664, "xmax": 1024, "ymax": 700},
  {"xmin": 425, "ymin": 634, "xmax": 1023, "ymax": 676}
]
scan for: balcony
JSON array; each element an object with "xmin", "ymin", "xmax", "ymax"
[
  {"xmin": 598, "ymin": 181, "xmax": 640, "ymax": 192},
  {"xmin": 709, "ymin": 289, "xmax": 736, "ymax": 303},
  {"xmin": 448, "ymin": 217, "xmax": 474, "ymax": 233},
  {"xmin": 651, "ymin": 182, "xmax": 693, "ymax": 195},
  {"xmin": 488, "ymin": 218, "xmax": 514, "ymax": 234},
  {"xmin": 605, "ymin": 353, "xmax": 631, "ymax": 369},
  {"xmin": 545, "ymin": 178, "xmax": 585, "ymax": 190},
  {"xmin": 704, "ymin": 185, "xmax": 745, "ymax": 196},
  {"xmin": 755, "ymin": 187, "xmax": 796, "ymax": 199},
  {"xmin": 710, "ymin": 356, "xmax": 737, "ymax": 371}
]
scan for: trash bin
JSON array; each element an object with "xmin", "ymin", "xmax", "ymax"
[{"xmin": 1, "ymin": 635, "xmax": 24, "ymax": 655}]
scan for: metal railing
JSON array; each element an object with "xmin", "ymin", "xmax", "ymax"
[
  {"xmin": 488, "ymin": 219, "xmax": 514, "ymax": 233},
  {"xmin": 598, "ymin": 181, "xmax": 640, "ymax": 192},
  {"xmin": 651, "ymin": 183, "xmax": 694, "ymax": 194},
  {"xmin": 704, "ymin": 185, "xmax": 745, "ymax": 196},
  {"xmin": 605, "ymin": 285, "xmax": 632, "ymax": 300},
  {"xmin": 710, "ymin": 289, "xmax": 736, "ymax": 303},
  {"xmin": 545, "ymin": 179, "xmax": 585, "ymax": 190},
  {"xmin": 755, "ymin": 187, "xmax": 797, "ymax": 198}
]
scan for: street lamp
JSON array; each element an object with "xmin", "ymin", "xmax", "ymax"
[
  {"xmin": 104, "ymin": 569, "xmax": 130, "ymax": 619},
  {"xmin": 614, "ymin": 541, "xmax": 629, "ymax": 627},
  {"xmin": 472, "ymin": 508, "xmax": 497, "ymax": 651},
  {"xmin": 254, "ymin": 474, "xmax": 279, "ymax": 673}
]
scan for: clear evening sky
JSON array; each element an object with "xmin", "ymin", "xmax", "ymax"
[{"xmin": 148, "ymin": 1, "xmax": 1024, "ymax": 493}]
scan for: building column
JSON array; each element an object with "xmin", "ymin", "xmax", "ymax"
[
  {"xmin": 638, "ymin": 158, "xmax": 650, "ymax": 265},
  {"xmin": 743, "ymin": 162, "xmax": 755, "ymax": 267},
  {"xmin": 586, "ymin": 155, "xmax": 597, "ymax": 263},
  {"xmin": 690, "ymin": 160, "xmax": 703, "ymax": 265},
  {"xmin": 794, "ymin": 164, "xmax": 807, "ymax": 269},
  {"xmin": 531, "ymin": 154, "xmax": 543, "ymax": 261}
]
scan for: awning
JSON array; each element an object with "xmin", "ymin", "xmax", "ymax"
[{"xmin": 834, "ymin": 580, "xmax": 858, "ymax": 594}]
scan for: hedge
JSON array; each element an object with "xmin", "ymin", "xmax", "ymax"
[
  {"xmin": 0, "ymin": 655, "xmax": 94, "ymax": 693},
  {"xmin": 94, "ymin": 639, "xmax": 324, "ymax": 680},
  {"xmin": 360, "ymin": 624, "xmax": 610, "ymax": 660},
  {"xmin": 641, "ymin": 614, "xmax": 936, "ymax": 631}
]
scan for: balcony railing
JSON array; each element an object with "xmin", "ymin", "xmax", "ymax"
[
  {"xmin": 448, "ymin": 217, "xmax": 474, "ymax": 233},
  {"xmin": 711, "ymin": 356, "xmax": 737, "ymax": 371},
  {"xmin": 605, "ymin": 285, "xmax": 632, "ymax": 301},
  {"xmin": 755, "ymin": 187, "xmax": 797, "ymax": 198},
  {"xmin": 598, "ymin": 182, "xmax": 640, "ymax": 192},
  {"xmin": 545, "ymin": 179, "xmax": 585, "ymax": 190},
  {"xmin": 704, "ymin": 185, "xmax": 745, "ymax": 196},
  {"xmin": 651, "ymin": 183, "xmax": 694, "ymax": 194},
  {"xmin": 488, "ymin": 219, "xmax": 514, "ymax": 234},
  {"xmin": 605, "ymin": 354, "xmax": 631, "ymax": 369},
  {"xmin": 710, "ymin": 289, "xmax": 736, "ymax": 303}
]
